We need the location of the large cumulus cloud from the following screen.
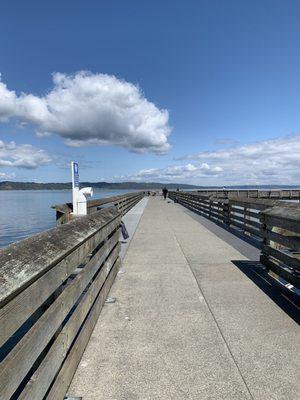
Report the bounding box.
[0,72,171,153]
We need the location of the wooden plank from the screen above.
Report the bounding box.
[260,254,300,288]
[230,219,263,237]
[87,192,144,209]
[122,197,142,215]
[51,203,73,214]
[0,235,120,400]
[120,194,142,211]
[191,202,210,211]
[0,206,120,308]
[264,230,300,250]
[0,218,120,348]
[52,192,144,222]
[262,245,300,271]
[170,190,300,200]
[179,199,225,221]
[180,199,207,212]
[261,205,300,234]
[195,204,223,218]
[263,216,300,235]
[186,198,210,207]
[230,206,260,219]
[207,209,221,220]
[177,200,201,215]
[229,198,284,210]
[117,195,142,214]
[120,195,141,213]
[179,197,217,213]
[229,213,262,229]
[45,257,121,400]
[210,202,227,209]
[88,193,133,209]
[18,247,120,400]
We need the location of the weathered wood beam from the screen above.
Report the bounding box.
[0,206,120,308]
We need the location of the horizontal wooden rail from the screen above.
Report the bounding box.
[169,191,300,288]
[0,206,123,399]
[53,191,145,224]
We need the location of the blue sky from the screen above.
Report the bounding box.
[1,0,300,185]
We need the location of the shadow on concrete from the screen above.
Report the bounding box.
[183,203,261,245]
[232,260,300,325]
[177,203,261,260]
[175,201,300,323]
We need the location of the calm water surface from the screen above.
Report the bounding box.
[0,189,138,247]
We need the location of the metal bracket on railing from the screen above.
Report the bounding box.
[120,221,129,239]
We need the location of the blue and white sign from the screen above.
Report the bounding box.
[72,161,79,188]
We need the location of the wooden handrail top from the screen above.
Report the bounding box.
[262,203,300,218]
[168,191,211,198]
[0,206,120,307]
[169,189,300,200]
[87,191,144,209]
[170,191,299,208]
[228,197,293,207]
[52,191,144,213]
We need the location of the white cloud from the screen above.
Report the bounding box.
[115,162,223,183]
[180,134,300,184]
[0,171,16,180]
[0,72,171,154]
[0,140,52,169]
[115,134,300,185]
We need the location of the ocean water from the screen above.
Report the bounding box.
[0,189,138,248]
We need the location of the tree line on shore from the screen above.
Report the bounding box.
[0,181,299,191]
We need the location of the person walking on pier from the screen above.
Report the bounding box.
[162,186,168,200]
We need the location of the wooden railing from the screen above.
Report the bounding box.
[194,189,300,199]
[53,191,145,225]
[228,198,279,239]
[0,206,123,399]
[169,191,300,287]
[260,204,300,288]
[168,192,267,238]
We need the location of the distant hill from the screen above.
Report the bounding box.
[0,181,299,191]
[0,181,200,190]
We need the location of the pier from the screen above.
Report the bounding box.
[0,191,299,399]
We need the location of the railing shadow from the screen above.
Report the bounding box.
[232,260,300,324]
[175,201,262,249]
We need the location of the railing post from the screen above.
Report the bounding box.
[259,212,269,269]
[223,201,230,227]
[244,206,249,235]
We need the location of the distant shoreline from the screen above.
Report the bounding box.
[0,181,299,191]
[0,181,199,191]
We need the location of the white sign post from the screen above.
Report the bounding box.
[71,161,80,214]
[71,161,93,216]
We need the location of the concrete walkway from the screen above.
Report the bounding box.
[69,197,299,400]
[119,196,148,260]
